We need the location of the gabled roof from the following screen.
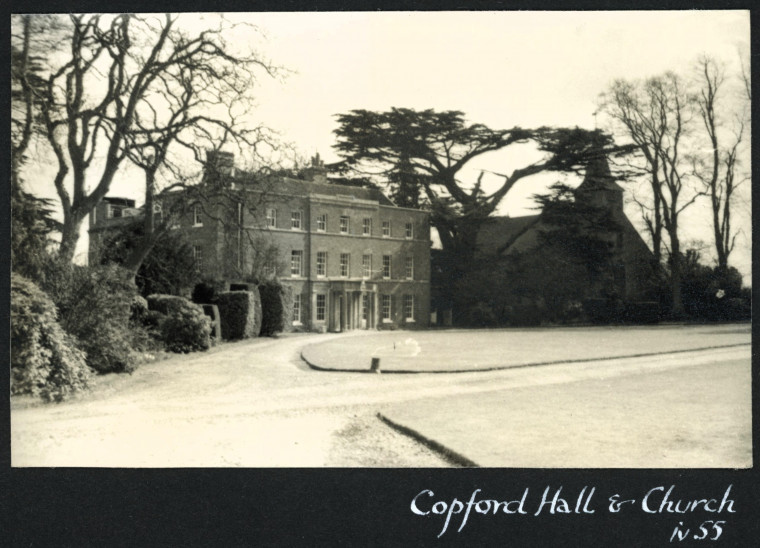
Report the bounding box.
[476,214,542,256]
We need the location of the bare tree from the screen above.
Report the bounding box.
[601,73,701,315]
[24,13,277,264]
[692,56,749,277]
[116,14,280,277]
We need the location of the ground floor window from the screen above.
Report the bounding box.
[292,294,301,324]
[382,294,392,321]
[404,294,415,321]
[193,245,203,272]
[316,294,326,321]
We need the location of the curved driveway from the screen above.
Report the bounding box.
[11,325,751,467]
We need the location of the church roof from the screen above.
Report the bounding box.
[476,214,542,256]
[577,156,624,193]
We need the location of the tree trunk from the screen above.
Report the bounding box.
[668,228,684,317]
[58,211,86,264]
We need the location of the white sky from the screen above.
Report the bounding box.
[22,10,751,281]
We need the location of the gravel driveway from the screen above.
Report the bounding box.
[11,326,751,468]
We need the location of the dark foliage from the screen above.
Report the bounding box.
[160,301,212,353]
[216,290,262,340]
[40,263,139,374]
[11,274,91,401]
[99,220,199,297]
[11,182,60,281]
[259,281,293,336]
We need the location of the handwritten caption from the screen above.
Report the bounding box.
[410,485,735,540]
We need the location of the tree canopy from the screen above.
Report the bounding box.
[332,108,627,261]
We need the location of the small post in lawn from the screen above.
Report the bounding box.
[370,357,381,374]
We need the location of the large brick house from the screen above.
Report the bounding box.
[89,154,431,332]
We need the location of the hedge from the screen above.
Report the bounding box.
[160,299,212,353]
[11,275,91,402]
[216,289,262,340]
[259,282,293,336]
[147,294,189,316]
[44,264,138,374]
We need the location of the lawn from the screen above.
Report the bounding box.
[301,324,750,372]
[378,353,752,468]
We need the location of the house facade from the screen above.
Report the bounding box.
[89,155,431,332]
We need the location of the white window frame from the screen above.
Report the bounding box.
[404,294,415,321]
[340,253,350,277]
[266,208,277,228]
[382,220,391,237]
[362,254,372,279]
[317,213,327,232]
[292,294,302,325]
[340,216,350,234]
[405,222,413,239]
[316,251,327,277]
[362,218,372,236]
[381,294,392,322]
[382,255,391,279]
[316,294,326,321]
[405,256,414,280]
[193,245,203,272]
[290,250,303,277]
[193,204,203,227]
[291,210,302,230]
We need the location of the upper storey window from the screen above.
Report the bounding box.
[291,210,302,230]
[382,221,391,237]
[193,205,203,227]
[405,222,413,239]
[340,216,350,234]
[362,218,372,236]
[266,208,277,228]
[317,214,327,231]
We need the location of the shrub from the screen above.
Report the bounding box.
[160,299,212,353]
[191,279,227,305]
[42,263,139,374]
[11,275,91,402]
[147,294,189,316]
[623,301,660,324]
[216,290,262,340]
[259,282,293,336]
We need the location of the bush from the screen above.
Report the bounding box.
[191,279,227,305]
[160,299,212,353]
[216,290,262,340]
[11,275,91,402]
[259,282,293,336]
[623,301,660,324]
[147,294,190,315]
[42,263,139,374]
[507,305,543,327]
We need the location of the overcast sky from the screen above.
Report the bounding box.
[24,10,751,280]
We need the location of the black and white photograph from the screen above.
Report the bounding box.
[8,7,754,544]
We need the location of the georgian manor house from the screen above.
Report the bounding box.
[89,153,431,332]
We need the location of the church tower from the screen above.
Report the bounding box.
[575,156,624,219]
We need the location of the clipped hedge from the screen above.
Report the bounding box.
[160,299,212,353]
[259,282,294,336]
[147,294,189,316]
[11,275,91,402]
[216,289,262,340]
